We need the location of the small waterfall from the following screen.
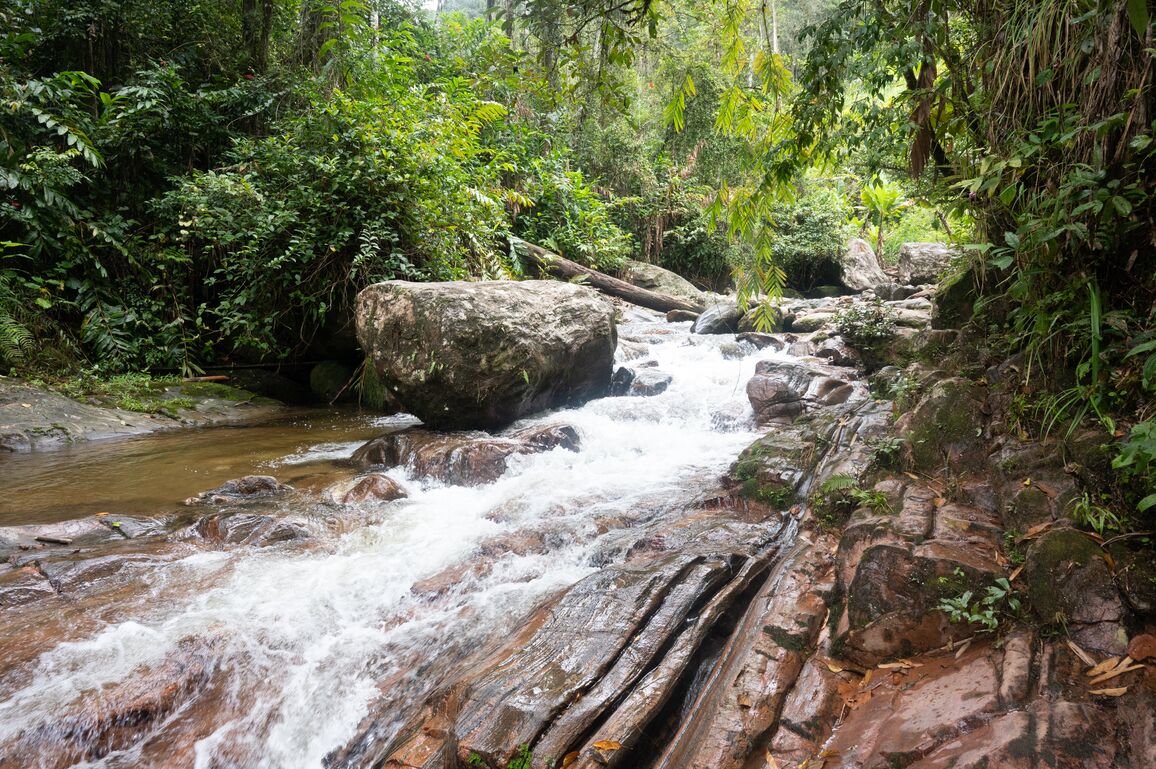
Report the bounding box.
[0,313,798,769]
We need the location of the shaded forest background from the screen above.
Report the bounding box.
[1,1,1153,512]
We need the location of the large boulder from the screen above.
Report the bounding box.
[619,260,705,304]
[840,239,892,292]
[691,300,743,334]
[355,280,617,429]
[897,242,958,284]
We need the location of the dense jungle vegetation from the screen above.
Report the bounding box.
[1,0,1153,517]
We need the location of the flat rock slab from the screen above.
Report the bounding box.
[0,379,280,452]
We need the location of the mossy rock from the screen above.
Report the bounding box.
[897,377,985,472]
[1021,527,1120,627]
[931,267,977,330]
[1004,486,1054,531]
[310,360,354,403]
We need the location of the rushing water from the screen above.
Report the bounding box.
[0,315,782,769]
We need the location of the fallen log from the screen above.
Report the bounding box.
[511,237,705,314]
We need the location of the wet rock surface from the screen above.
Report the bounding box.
[356,280,617,430]
[0,378,280,452]
[351,423,581,486]
[184,474,294,505]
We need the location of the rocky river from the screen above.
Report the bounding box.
[2,287,1154,769]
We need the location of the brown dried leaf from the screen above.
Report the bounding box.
[1089,686,1128,697]
[1009,564,1025,582]
[737,692,753,708]
[1018,521,1053,542]
[592,740,622,752]
[1088,662,1144,686]
[1086,656,1123,677]
[764,750,780,769]
[860,669,874,688]
[562,751,580,767]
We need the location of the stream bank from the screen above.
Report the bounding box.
[0,377,282,453]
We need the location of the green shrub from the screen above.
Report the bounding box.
[762,183,852,290]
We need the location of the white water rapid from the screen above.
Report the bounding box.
[0,313,786,769]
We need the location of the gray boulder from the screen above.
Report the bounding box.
[620,260,705,304]
[897,242,958,284]
[841,238,891,292]
[691,300,743,334]
[356,280,616,430]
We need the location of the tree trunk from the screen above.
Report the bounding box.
[511,238,705,314]
[241,0,275,74]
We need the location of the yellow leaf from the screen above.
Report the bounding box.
[1086,661,1142,684]
[1089,686,1128,697]
[1023,478,1032,486]
[826,662,844,673]
[860,669,874,688]
[592,740,622,752]
[765,750,780,769]
[562,751,580,767]
[1085,656,1122,677]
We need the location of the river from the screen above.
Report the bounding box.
[0,312,781,769]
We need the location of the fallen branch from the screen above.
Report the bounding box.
[511,237,705,314]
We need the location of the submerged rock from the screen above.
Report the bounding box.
[351,424,580,486]
[356,280,617,430]
[184,475,293,506]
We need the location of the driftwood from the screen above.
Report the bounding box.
[511,237,705,314]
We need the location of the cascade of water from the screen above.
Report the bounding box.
[0,316,792,769]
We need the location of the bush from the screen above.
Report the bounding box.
[834,301,897,344]
[763,183,852,290]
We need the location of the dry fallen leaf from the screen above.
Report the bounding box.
[764,750,780,769]
[1089,686,1128,697]
[955,639,972,659]
[562,751,580,767]
[860,669,874,688]
[826,662,845,674]
[1086,656,1122,678]
[1087,658,1144,686]
[592,740,622,752]
[1018,521,1054,542]
[737,692,753,708]
[1066,639,1097,667]
[1009,564,1025,582]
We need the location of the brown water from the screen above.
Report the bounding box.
[0,409,399,526]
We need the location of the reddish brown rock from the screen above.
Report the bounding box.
[1128,633,1156,662]
[327,473,409,505]
[352,424,579,486]
[183,474,293,506]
